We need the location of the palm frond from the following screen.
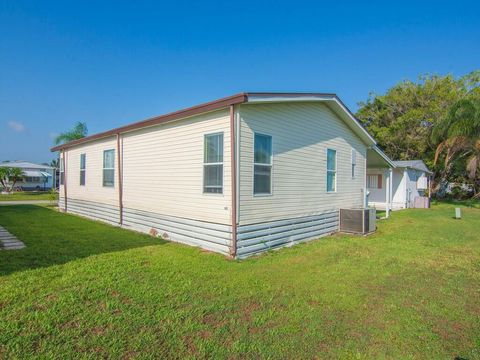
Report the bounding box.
[466,155,480,179]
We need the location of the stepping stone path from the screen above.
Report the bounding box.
[0,225,25,250]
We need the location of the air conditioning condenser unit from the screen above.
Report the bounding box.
[339,208,376,235]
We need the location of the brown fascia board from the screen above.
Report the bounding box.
[51,92,366,152]
[51,92,248,152]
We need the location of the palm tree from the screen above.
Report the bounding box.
[432,99,480,196]
[0,167,9,191]
[0,167,25,192]
[54,122,88,145]
[49,159,59,168]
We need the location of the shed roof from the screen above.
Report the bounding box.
[394,160,432,174]
[51,92,376,152]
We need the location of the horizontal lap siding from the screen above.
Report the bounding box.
[59,198,120,224]
[236,211,339,258]
[122,207,232,255]
[238,102,367,225]
[58,109,233,255]
[60,137,119,207]
[392,168,406,206]
[122,109,231,225]
[58,198,231,254]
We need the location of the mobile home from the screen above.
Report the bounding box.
[0,161,55,191]
[52,93,385,258]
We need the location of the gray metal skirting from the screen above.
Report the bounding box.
[59,198,120,225]
[236,211,339,258]
[122,207,232,255]
[59,198,339,258]
[59,198,232,255]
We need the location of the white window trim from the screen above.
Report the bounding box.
[59,157,64,186]
[103,149,115,188]
[253,132,273,197]
[202,132,224,195]
[326,148,337,193]
[351,148,356,179]
[80,153,86,186]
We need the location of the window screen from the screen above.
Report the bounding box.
[103,149,115,187]
[327,149,336,192]
[254,134,272,195]
[80,153,86,186]
[203,133,224,194]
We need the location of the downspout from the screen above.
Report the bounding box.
[389,167,393,213]
[117,133,123,225]
[385,169,390,218]
[63,149,67,212]
[229,105,237,258]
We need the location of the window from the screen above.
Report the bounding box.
[103,149,115,187]
[80,154,86,186]
[367,174,382,189]
[25,177,41,182]
[203,133,223,194]
[327,149,337,192]
[60,158,64,185]
[351,149,356,178]
[254,134,272,195]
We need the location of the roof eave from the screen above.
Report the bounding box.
[370,146,396,168]
[51,92,377,152]
[51,93,248,152]
[245,93,376,146]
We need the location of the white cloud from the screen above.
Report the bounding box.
[7,121,25,132]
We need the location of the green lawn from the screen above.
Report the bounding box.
[0,204,479,359]
[0,191,58,201]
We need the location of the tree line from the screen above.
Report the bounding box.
[52,74,480,199]
[356,71,480,198]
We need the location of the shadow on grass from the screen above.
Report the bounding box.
[0,205,165,276]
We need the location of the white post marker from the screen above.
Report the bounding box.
[455,208,461,219]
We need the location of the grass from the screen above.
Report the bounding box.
[0,203,479,359]
[431,198,480,209]
[0,191,58,201]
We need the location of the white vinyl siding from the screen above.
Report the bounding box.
[238,102,367,225]
[351,148,356,178]
[60,137,118,206]
[59,110,232,225]
[80,153,86,186]
[103,149,115,187]
[203,133,224,194]
[60,157,64,185]
[253,133,272,195]
[121,109,232,224]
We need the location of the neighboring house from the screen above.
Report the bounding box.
[0,161,56,191]
[367,155,432,212]
[51,92,388,258]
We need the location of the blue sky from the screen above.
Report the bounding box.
[1,0,479,163]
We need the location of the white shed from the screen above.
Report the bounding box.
[52,92,380,258]
[367,154,432,212]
